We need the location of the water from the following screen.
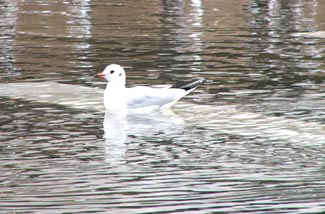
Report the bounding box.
[0,0,325,213]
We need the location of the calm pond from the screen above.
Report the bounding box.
[0,0,325,213]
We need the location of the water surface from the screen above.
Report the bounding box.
[0,0,325,213]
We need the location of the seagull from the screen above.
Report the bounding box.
[96,64,204,112]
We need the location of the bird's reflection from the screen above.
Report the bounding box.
[103,110,184,166]
[103,112,128,166]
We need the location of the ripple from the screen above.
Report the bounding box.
[1,0,325,212]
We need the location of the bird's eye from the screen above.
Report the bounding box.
[110,70,115,74]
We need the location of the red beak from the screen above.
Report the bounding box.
[95,73,105,78]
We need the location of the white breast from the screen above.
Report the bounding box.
[104,85,127,111]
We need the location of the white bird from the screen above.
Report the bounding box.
[96,64,204,112]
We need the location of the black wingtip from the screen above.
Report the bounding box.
[179,78,205,91]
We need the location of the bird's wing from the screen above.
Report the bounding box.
[126,86,186,109]
[150,84,173,89]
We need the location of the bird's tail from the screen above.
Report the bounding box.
[179,78,205,91]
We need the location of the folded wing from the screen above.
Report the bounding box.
[126,86,186,109]
[126,79,204,110]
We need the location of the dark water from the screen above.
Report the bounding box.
[1,0,325,213]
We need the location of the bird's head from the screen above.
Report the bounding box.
[96,64,126,85]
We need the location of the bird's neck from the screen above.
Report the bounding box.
[105,81,125,89]
[104,81,127,111]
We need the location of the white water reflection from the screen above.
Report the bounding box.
[160,0,203,72]
[103,110,184,165]
[1,81,325,213]
[174,103,324,145]
[66,0,92,39]
[292,31,325,38]
[0,0,18,74]
[1,81,323,145]
[103,112,128,166]
[189,0,203,65]
[247,0,325,79]
[267,0,319,31]
[0,82,103,111]
[66,0,93,70]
